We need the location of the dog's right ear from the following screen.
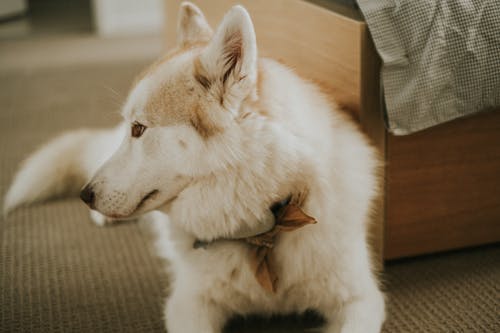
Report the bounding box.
[177,2,213,47]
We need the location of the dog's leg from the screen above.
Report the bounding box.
[89,210,117,226]
[89,210,144,227]
[165,288,228,333]
[320,287,384,333]
[342,291,385,333]
[325,290,385,333]
[321,245,385,333]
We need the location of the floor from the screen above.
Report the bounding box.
[1,4,499,333]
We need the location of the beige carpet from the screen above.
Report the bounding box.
[1,36,499,333]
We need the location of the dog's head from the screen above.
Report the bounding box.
[81,3,260,218]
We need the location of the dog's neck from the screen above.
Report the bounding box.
[192,194,294,248]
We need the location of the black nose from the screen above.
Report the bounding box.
[80,185,95,208]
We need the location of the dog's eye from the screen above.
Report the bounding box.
[131,122,147,138]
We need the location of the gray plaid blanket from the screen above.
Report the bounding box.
[357,0,500,135]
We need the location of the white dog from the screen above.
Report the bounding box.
[5,3,385,332]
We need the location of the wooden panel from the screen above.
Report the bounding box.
[385,110,500,259]
[358,25,385,264]
[166,0,364,113]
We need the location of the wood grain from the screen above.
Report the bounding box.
[385,110,500,259]
[359,24,385,265]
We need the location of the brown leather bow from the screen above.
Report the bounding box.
[245,203,317,293]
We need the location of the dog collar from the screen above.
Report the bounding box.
[192,196,292,249]
[193,195,317,293]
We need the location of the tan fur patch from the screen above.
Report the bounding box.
[143,83,186,126]
[133,43,208,89]
[255,66,271,118]
[242,100,270,120]
[190,105,221,139]
[136,45,213,130]
[193,57,212,90]
[230,268,240,280]
[178,5,212,48]
[128,43,241,140]
[256,64,265,95]
[239,64,270,120]
[180,5,197,33]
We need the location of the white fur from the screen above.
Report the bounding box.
[177,2,213,46]
[4,125,124,215]
[4,3,385,332]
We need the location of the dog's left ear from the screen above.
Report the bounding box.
[177,2,213,47]
[199,5,257,109]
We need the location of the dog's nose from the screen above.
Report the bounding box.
[80,185,95,208]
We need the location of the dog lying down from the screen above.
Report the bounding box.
[4,2,385,332]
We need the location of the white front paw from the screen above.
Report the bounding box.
[89,210,118,227]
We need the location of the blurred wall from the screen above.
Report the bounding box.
[92,0,164,37]
[0,0,27,18]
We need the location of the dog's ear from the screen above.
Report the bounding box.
[198,5,257,110]
[177,2,212,47]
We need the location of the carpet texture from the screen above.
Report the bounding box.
[1,37,499,333]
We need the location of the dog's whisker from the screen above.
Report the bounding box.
[103,85,123,98]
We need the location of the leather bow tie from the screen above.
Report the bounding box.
[245,200,317,293]
[193,196,317,293]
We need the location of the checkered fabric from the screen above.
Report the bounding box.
[357,0,500,135]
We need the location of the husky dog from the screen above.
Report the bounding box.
[5,2,385,332]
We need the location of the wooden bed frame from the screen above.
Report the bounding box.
[165,0,500,260]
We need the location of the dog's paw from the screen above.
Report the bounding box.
[89,210,120,227]
[89,210,141,227]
